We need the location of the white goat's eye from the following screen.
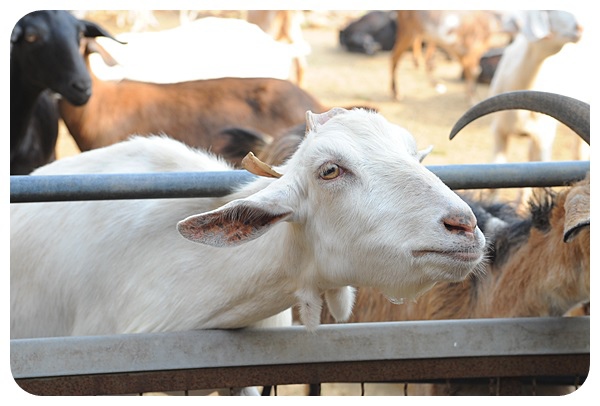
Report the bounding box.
[319,163,341,180]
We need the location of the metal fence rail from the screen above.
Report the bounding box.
[11,317,590,395]
[10,161,590,203]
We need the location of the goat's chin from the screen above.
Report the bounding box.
[411,247,484,280]
[373,250,484,303]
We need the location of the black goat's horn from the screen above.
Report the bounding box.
[449,91,590,145]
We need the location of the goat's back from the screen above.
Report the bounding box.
[10,136,235,338]
[33,135,231,175]
[59,75,325,160]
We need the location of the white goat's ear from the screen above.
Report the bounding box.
[417,145,433,162]
[522,10,551,41]
[306,107,348,133]
[177,200,292,247]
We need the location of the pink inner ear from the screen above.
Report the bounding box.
[318,107,348,124]
[178,206,292,247]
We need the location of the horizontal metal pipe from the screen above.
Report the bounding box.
[10,170,257,203]
[431,160,589,190]
[10,161,590,203]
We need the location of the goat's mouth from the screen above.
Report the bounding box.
[412,249,481,263]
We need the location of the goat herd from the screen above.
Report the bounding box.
[10,10,590,396]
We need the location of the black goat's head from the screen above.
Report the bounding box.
[11,10,120,105]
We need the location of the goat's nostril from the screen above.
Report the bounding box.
[443,215,476,235]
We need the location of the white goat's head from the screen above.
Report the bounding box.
[178,108,486,302]
[519,10,582,49]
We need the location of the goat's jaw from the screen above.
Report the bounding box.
[411,249,482,263]
[412,248,484,284]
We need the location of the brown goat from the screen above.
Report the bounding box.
[59,39,326,166]
[390,11,507,104]
[257,122,305,165]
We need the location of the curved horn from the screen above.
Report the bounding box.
[449,91,590,145]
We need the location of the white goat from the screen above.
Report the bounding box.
[246,10,310,87]
[488,10,583,163]
[532,12,591,161]
[90,16,307,84]
[11,107,485,336]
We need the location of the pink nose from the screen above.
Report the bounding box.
[442,213,476,235]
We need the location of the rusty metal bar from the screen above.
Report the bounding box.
[14,354,589,396]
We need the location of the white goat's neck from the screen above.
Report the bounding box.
[491,34,562,95]
[178,201,329,331]
[509,38,550,90]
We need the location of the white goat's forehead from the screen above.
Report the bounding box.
[548,10,577,27]
[306,111,419,157]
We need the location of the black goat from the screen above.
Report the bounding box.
[10,10,117,174]
[339,11,397,55]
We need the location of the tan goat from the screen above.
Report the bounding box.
[390,10,508,104]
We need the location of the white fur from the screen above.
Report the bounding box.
[488,10,583,163]
[91,17,307,84]
[11,109,485,338]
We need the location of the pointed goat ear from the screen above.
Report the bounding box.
[178,199,292,247]
[417,145,433,162]
[563,179,590,243]
[306,107,349,133]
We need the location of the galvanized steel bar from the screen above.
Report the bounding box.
[11,317,589,379]
[10,170,257,203]
[9,161,590,203]
[431,160,589,190]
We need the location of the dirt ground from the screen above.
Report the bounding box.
[52,11,584,397]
